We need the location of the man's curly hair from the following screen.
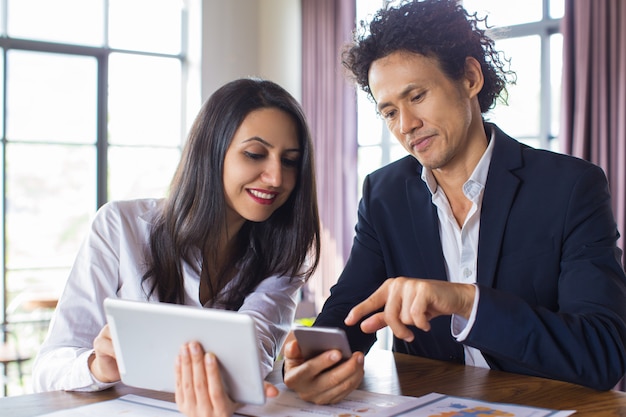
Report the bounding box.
[343,0,515,113]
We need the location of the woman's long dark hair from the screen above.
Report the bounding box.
[142,78,321,309]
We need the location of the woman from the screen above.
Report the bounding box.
[32,78,321,416]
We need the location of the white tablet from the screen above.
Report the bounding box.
[103,297,266,405]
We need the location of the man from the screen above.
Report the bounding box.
[283,0,626,405]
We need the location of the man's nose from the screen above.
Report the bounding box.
[399,109,421,135]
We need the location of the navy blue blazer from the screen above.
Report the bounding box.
[315,123,626,390]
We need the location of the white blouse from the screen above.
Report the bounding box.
[32,198,305,392]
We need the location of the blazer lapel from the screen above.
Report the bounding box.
[477,124,523,288]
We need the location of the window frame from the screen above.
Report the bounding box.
[486,6,562,149]
[0,2,192,391]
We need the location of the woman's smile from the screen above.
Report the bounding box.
[247,188,278,205]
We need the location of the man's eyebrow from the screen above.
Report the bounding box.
[376,84,418,113]
[242,137,301,152]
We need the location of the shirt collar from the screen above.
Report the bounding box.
[420,125,496,199]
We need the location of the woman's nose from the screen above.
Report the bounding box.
[262,159,282,187]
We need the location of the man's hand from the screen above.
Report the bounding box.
[89,324,121,383]
[282,337,364,405]
[344,278,476,341]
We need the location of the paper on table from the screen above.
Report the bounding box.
[35,388,422,417]
[392,393,576,417]
[35,394,182,416]
[236,383,428,417]
[34,391,576,417]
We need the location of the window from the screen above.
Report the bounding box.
[355,0,564,194]
[0,0,197,395]
[463,0,564,151]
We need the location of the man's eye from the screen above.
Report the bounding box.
[382,110,396,119]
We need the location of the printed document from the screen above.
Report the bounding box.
[236,383,423,416]
[34,389,576,417]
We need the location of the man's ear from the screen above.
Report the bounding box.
[464,56,484,98]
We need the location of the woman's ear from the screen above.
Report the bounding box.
[464,56,484,98]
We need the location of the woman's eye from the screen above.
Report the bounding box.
[282,158,299,168]
[244,151,264,160]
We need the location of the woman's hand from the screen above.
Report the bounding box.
[283,337,364,405]
[175,341,279,417]
[88,324,121,383]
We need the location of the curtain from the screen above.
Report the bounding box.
[300,0,357,316]
[561,0,626,391]
[561,0,626,267]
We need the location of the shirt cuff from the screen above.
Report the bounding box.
[70,349,119,392]
[451,284,479,341]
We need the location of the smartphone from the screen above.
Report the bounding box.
[293,326,352,360]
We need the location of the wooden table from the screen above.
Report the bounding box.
[2,349,625,416]
[360,350,626,416]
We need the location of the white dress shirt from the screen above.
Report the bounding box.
[420,129,495,368]
[32,198,304,392]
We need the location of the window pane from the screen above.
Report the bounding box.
[108,146,180,200]
[108,53,182,146]
[484,36,541,139]
[550,0,565,19]
[390,144,408,162]
[6,269,69,313]
[7,0,104,46]
[5,143,96,270]
[462,0,543,27]
[357,91,383,146]
[550,34,563,139]
[357,146,382,197]
[356,0,384,25]
[6,51,97,143]
[0,51,3,135]
[108,0,182,54]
